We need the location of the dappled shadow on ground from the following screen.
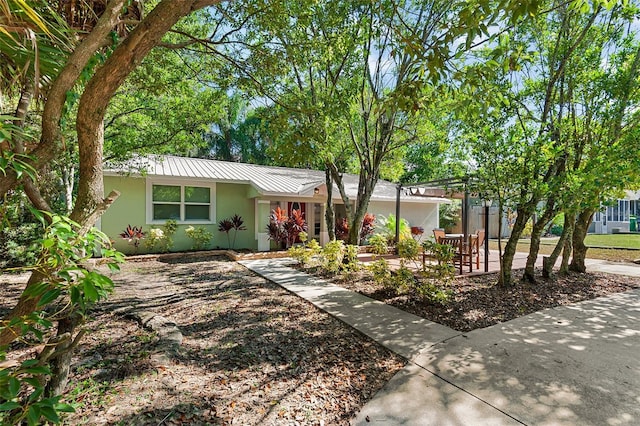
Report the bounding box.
[355,288,640,425]
[416,289,640,425]
[61,258,404,425]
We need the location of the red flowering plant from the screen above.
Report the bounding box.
[120,225,144,252]
[267,207,307,248]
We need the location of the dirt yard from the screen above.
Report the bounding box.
[0,256,404,425]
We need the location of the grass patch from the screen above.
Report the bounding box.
[490,239,639,262]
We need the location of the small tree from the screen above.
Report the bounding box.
[218,214,247,249]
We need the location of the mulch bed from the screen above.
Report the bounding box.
[325,267,640,332]
[0,257,404,425]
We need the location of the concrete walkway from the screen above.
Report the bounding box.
[239,258,640,425]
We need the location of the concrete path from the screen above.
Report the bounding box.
[240,258,640,425]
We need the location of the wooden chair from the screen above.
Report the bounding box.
[433,228,445,243]
[439,236,466,274]
[473,229,485,269]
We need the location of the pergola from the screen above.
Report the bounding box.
[394,176,492,272]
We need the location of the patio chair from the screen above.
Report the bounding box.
[473,229,485,269]
[433,228,445,243]
[438,235,468,274]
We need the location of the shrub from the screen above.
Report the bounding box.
[120,225,144,253]
[360,213,376,242]
[369,258,391,287]
[185,226,213,251]
[342,244,360,273]
[368,234,389,256]
[218,214,247,249]
[393,266,415,293]
[321,239,345,273]
[419,240,456,303]
[335,217,349,241]
[375,214,410,243]
[287,234,322,267]
[267,207,307,248]
[144,220,176,253]
[439,202,459,232]
[0,223,40,268]
[397,238,420,261]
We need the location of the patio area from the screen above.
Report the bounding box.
[358,246,543,277]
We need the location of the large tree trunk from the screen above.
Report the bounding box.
[523,204,557,283]
[1,0,222,355]
[569,208,594,273]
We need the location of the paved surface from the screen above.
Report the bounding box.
[240,258,640,426]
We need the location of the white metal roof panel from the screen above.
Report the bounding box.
[105,155,443,203]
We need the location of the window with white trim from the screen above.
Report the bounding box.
[148,181,215,223]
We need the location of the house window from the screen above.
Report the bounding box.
[149,181,215,223]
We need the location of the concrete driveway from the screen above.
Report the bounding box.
[353,287,640,425]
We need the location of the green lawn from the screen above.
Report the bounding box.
[491,233,640,263]
[538,233,640,249]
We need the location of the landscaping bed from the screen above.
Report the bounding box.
[0,257,404,425]
[323,266,640,332]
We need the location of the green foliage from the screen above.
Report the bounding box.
[184,226,212,251]
[144,220,176,253]
[321,239,345,273]
[341,244,360,273]
[0,223,40,268]
[0,212,123,425]
[287,236,322,267]
[397,238,420,261]
[392,266,416,293]
[375,214,410,243]
[419,240,456,303]
[439,202,459,232]
[368,259,391,287]
[368,234,389,256]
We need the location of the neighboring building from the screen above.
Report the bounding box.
[101,155,444,253]
[590,190,640,234]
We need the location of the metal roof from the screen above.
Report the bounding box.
[105,155,445,203]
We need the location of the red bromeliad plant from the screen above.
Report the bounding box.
[267,207,307,248]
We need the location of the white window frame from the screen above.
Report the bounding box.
[146,178,216,225]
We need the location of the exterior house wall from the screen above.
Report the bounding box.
[215,183,256,250]
[103,176,258,254]
[367,200,439,236]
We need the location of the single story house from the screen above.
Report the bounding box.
[100,155,445,253]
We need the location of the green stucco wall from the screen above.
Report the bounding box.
[102,176,257,254]
[215,183,256,250]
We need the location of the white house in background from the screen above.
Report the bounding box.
[590,190,640,234]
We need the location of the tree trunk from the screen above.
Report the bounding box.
[324,168,335,240]
[523,205,557,283]
[45,313,82,397]
[559,220,573,275]
[542,213,571,278]
[569,209,594,273]
[499,210,531,286]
